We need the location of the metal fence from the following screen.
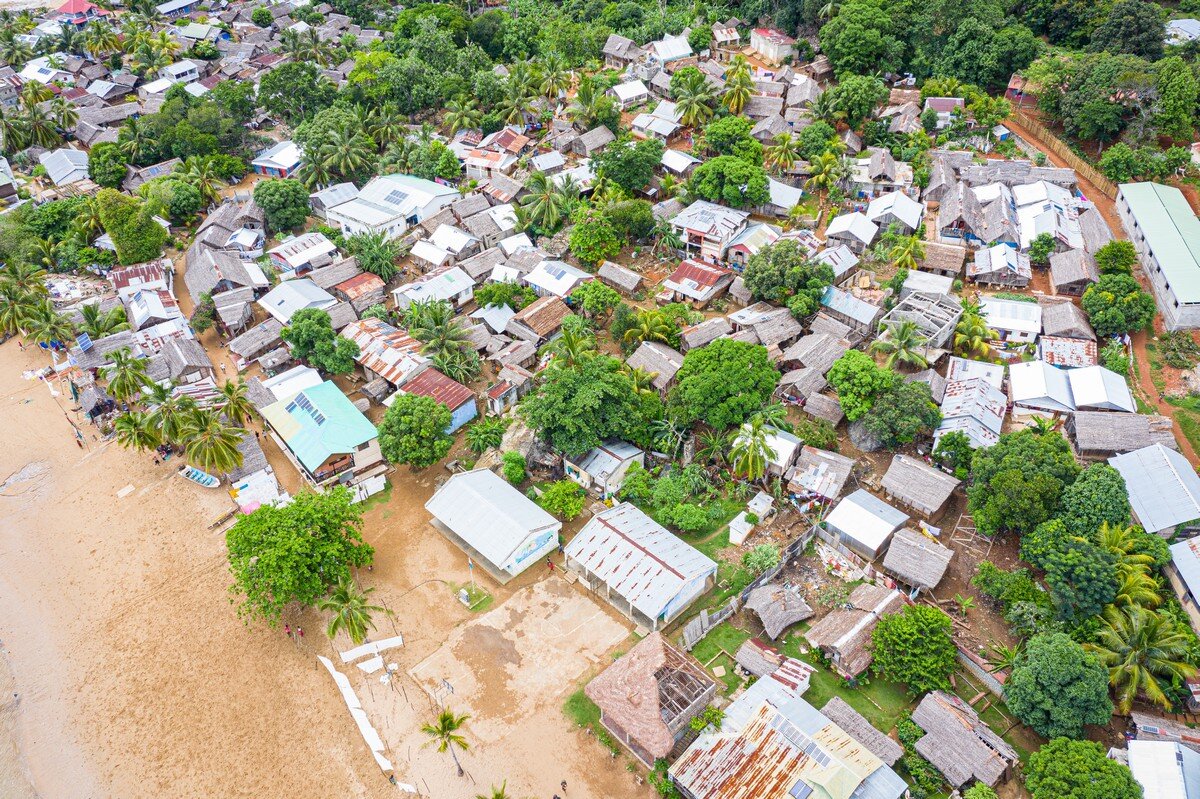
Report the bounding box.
[680,528,816,651]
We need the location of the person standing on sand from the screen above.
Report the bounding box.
[561,780,567,792]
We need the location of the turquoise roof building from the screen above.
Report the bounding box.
[260,381,380,485]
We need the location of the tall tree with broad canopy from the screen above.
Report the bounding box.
[1081,274,1156,337]
[688,156,770,208]
[377,393,453,468]
[591,137,664,195]
[967,430,1081,536]
[225,487,374,623]
[668,339,779,430]
[1026,738,1142,799]
[861,380,941,448]
[521,354,648,456]
[870,605,958,694]
[742,239,835,320]
[827,350,897,421]
[253,178,311,233]
[1056,462,1131,537]
[1005,632,1113,739]
[280,308,360,375]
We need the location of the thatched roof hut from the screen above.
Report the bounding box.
[911,691,1018,788]
[879,454,959,519]
[744,583,814,639]
[881,528,954,591]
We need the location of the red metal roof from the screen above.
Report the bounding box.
[402,367,475,411]
[109,262,168,292]
[56,0,108,14]
[667,259,729,289]
[334,272,385,301]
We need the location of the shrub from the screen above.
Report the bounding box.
[502,451,527,484]
[537,479,586,520]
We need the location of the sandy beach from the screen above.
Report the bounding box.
[0,337,653,799]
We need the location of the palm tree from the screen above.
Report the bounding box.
[652,219,684,258]
[320,127,375,182]
[130,41,169,75]
[623,310,674,347]
[888,235,925,272]
[497,81,535,127]
[27,237,59,273]
[1113,569,1161,609]
[765,132,800,173]
[114,411,162,452]
[217,379,256,427]
[22,105,61,148]
[567,78,601,127]
[0,104,25,154]
[728,416,771,482]
[539,55,570,99]
[421,709,470,777]
[149,30,180,58]
[73,196,105,242]
[432,348,481,384]
[520,172,574,231]
[805,152,845,214]
[476,783,510,799]
[625,366,658,399]
[178,157,226,206]
[1085,604,1198,713]
[83,22,120,58]
[148,389,196,446]
[1097,522,1157,576]
[296,156,333,190]
[79,303,129,339]
[953,313,997,358]
[180,408,245,474]
[694,428,728,466]
[444,96,482,135]
[0,282,36,335]
[673,70,715,128]
[986,642,1021,674]
[0,35,34,70]
[363,105,402,151]
[318,576,386,646]
[19,80,51,110]
[4,262,48,296]
[722,71,753,115]
[103,347,150,403]
[868,321,929,370]
[547,325,597,370]
[119,117,151,162]
[409,304,471,362]
[22,298,73,346]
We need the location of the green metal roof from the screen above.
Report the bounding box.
[1120,182,1200,303]
[260,381,376,473]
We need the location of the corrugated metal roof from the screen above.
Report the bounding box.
[400,367,474,411]
[1119,182,1200,303]
[564,503,717,620]
[1113,444,1200,534]
[425,469,561,572]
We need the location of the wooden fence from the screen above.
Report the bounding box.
[1010,110,1120,200]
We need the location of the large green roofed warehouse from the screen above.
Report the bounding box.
[1116,182,1200,330]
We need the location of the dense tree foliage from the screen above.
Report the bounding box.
[871,605,958,693]
[226,488,374,623]
[827,350,897,421]
[377,393,453,468]
[522,354,650,456]
[1026,738,1143,799]
[1005,632,1113,738]
[742,240,834,320]
[669,339,779,430]
[253,179,311,233]
[689,156,770,208]
[861,381,941,448]
[95,189,168,265]
[968,430,1081,536]
[280,308,361,375]
[1081,274,1157,337]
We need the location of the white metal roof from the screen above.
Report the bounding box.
[267,232,337,268]
[394,266,472,304]
[867,192,923,229]
[946,357,1004,388]
[425,469,561,572]
[499,233,534,256]
[261,365,324,402]
[252,140,301,171]
[661,149,701,174]
[1067,365,1135,412]
[524,260,590,298]
[612,80,649,102]
[256,278,336,323]
[564,502,717,620]
[824,489,909,556]
[410,239,451,267]
[1110,444,1200,534]
[981,297,1042,335]
[429,223,478,255]
[826,212,878,245]
[1128,739,1200,799]
[1008,360,1075,412]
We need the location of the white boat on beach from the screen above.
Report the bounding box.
[177,465,220,488]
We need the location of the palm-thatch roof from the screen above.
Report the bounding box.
[881,528,954,590]
[743,583,814,639]
[879,454,959,517]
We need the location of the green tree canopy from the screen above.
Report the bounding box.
[827,350,897,421]
[1093,240,1137,275]
[253,178,311,233]
[1005,632,1113,739]
[967,430,1080,536]
[96,188,168,265]
[861,380,941,448]
[742,240,835,320]
[689,156,770,208]
[1090,0,1164,60]
[225,487,374,622]
[870,605,958,694]
[88,142,129,189]
[591,137,664,194]
[1026,738,1142,799]
[521,354,648,456]
[377,393,453,468]
[669,339,779,430]
[280,308,361,375]
[1081,273,1156,337]
[1056,462,1131,538]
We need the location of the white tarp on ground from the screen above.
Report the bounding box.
[357,654,385,674]
[339,634,405,664]
[317,655,392,773]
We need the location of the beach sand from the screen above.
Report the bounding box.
[0,338,654,799]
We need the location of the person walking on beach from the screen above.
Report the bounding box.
[561,780,568,793]
[546,557,554,572]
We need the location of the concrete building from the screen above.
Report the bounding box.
[1116,182,1200,330]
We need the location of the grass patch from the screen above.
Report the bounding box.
[780,634,915,735]
[708,653,743,694]
[690,621,754,665]
[450,582,494,613]
[564,688,601,727]
[357,480,394,513]
[691,527,732,561]
[1173,410,1200,456]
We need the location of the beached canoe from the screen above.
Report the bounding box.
[178,465,220,488]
